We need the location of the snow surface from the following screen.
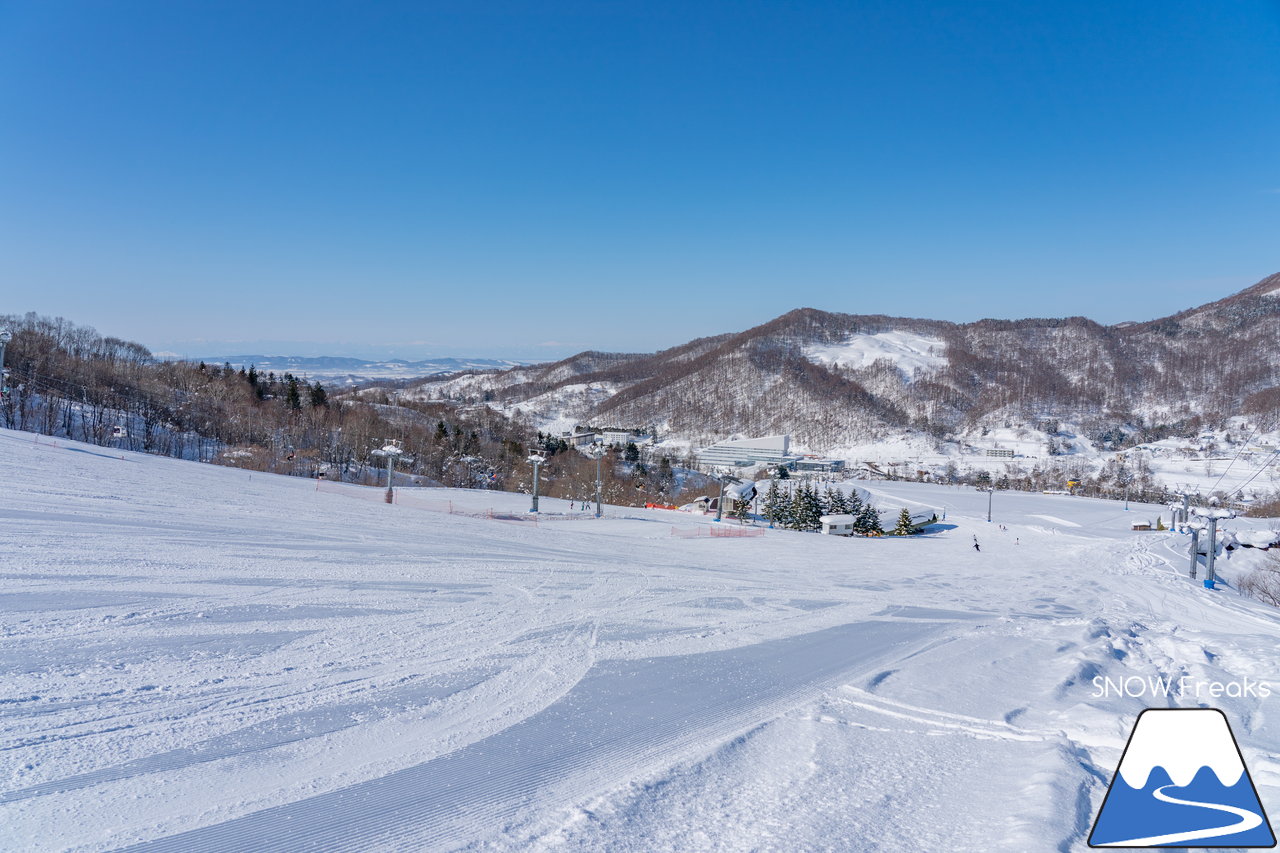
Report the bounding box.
[3,429,1280,851]
[818,417,1280,500]
[803,331,947,378]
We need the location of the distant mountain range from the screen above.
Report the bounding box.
[193,355,523,384]
[401,272,1280,452]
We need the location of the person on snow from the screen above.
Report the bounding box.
[973,535,981,552]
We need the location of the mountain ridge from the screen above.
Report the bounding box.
[403,273,1280,452]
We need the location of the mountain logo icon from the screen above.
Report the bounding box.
[1089,708,1276,847]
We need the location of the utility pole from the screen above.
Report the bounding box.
[583,441,606,518]
[986,486,993,523]
[527,451,546,513]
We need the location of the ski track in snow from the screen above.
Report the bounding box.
[2,429,1279,851]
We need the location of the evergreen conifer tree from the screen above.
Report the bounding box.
[763,479,782,526]
[285,378,302,411]
[774,484,795,528]
[792,484,823,531]
[892,507,915,536]
[826,487,849,515]
[854,500,882,536]
[788,486,803,530]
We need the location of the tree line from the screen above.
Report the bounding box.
[758,481,922,535]
[0,312,708,504]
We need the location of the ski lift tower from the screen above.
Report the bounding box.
[1184,516,1206,579]
[0,327,10,400]
[1190,505,1234,589]
[706,467,741,523]
[582,441,607,518]
[371,439,409,504]
[1171,490,1192,527]
[527,451,546,513]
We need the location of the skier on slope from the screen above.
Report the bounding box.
[973,535,981,552]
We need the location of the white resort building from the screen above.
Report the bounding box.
[696,435,796,470]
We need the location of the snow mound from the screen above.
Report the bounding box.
[1240,530,1279,548]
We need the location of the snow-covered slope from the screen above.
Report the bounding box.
[804,330,947,379]
[3,428,1279,851]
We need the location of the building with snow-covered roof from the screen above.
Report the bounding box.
[566,430,600,448]
[792,457,846,473]
[819,514,856,536]
[601,428,651,446]
[697,435,795,470]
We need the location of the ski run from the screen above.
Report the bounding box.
[2,427,1279,851]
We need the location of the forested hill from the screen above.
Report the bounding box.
[0,312,707,504]
[407,272,1280,451]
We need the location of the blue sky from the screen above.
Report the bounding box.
[1,1,1278,360]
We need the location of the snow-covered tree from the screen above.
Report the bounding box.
[892,507,916,536]
[763,479,783,526]
[845,487,864,518]
[824,486,849,515]
[791,485,824,532]
[854,500,882,536]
